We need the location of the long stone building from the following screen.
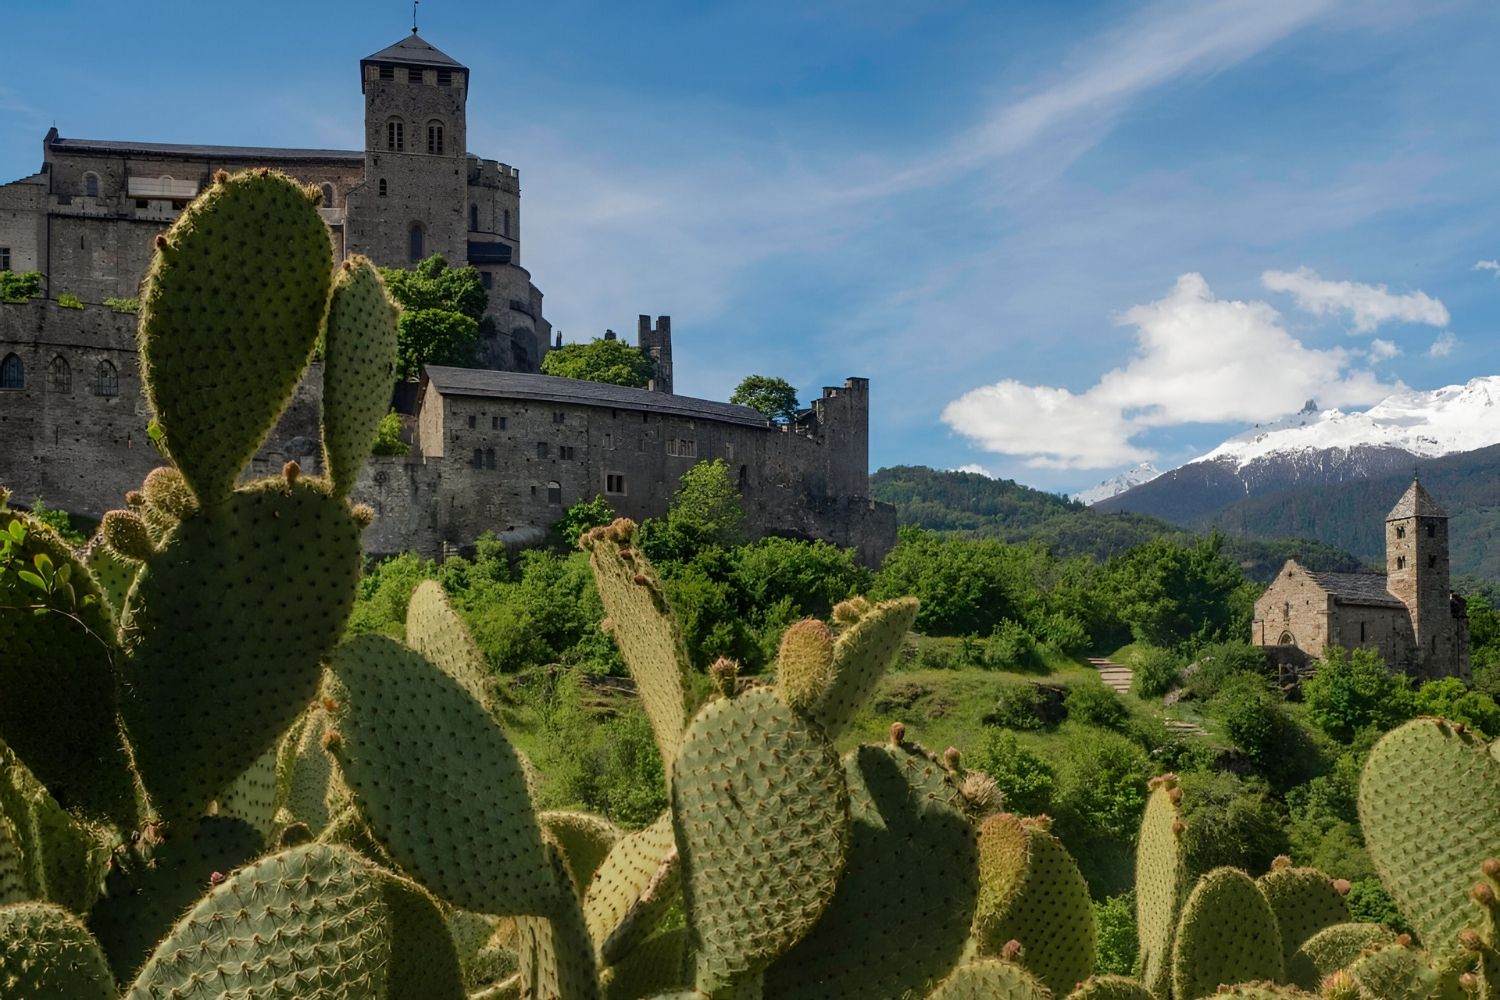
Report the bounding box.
[1251,479,1469,678]
[0,32,895,563]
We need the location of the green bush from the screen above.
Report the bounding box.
[1208,673,1289,769]
[104,296,139,314]
[1186,640,1269,701]
[1093,892,1138,976]
[984,619,1041,671]
[729,536,869,619]
[1412,677,1500,737]
[1346,879,1410,933]
[25,497,87,547]
[1175,769,1288,877]
[369,411,409,457]
[1064,679,1127,730]
[0,270,42,302]
[968,729,1055,815]
[1302,646,1415,742]
[1130,646,1183,699]
[1052,724,1152,842]
[346,552,435,639]
[1474,648,1500,700]
[1035,610,1091,655]
[990,680,1049,730]
[554,495,614,549]
[57,291,83,309]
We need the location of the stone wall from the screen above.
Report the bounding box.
[1386,514,1462,678]
[1252,562,1335,653]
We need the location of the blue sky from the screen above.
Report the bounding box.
[4,1,1498,494]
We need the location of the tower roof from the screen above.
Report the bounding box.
[362,33,466,70]
[1386,478,1447,520]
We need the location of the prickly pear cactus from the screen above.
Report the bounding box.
[406,578,494,705]
[1256,858,1350,973]
[585,812,680,963]
[1285,922,1395,991]
[927,959,1053,1000]
[0,901,115,1000]
[0,736,106,915]
[1170,867,1284,1000]
[1067,975,1156,1000]
[541,810,623,899]
[1137,775,1190,999]
[321,254,399,498]
[809,596,919,737]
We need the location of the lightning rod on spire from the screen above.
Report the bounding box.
[412,0,419,34]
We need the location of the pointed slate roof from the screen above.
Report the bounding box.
[363,33,466,70]
[1386,478,1447,521]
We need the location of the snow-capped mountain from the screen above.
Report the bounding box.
[1094,377,1500,523]
[1072,463,1162,506]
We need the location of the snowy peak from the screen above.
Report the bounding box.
[1197,376,1500,470]
[1073,463,1162,505]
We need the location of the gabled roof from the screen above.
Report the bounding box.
[363,33,466,70]
[1387,478,1448,520]
[1300,569,1405,609]
[48,135,361,163]
[423,367,772,428]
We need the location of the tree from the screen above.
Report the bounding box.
[730,375,799,424]
[670,458,745,546]
[1101,534,1255,652]
[541,338,655,388]
[379,255,487,379]
[1301,646,1415,742]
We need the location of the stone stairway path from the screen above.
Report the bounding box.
[1087,657,1207,737]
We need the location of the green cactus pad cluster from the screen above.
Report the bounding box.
[810,596,919,737]
[581,519,695,774]
[379,868,467,1000]
[1286,922,1395,991]
[1067,975,1157,1000]
[973,812,1096,995]
[125,843,391,999]
[1358,718,1500,960]
[327,634,556,916]
[541,810,623,898]
[0,901,114,1000]
[0,507,136,828]
[0,736,106,915]
[275,697,346,834]
[775,619,836,713]
[137,168,332,505]
[585,812,680,963]
[1137,777,1190,999]
[515,845,601,1000]
[1171,867,1285,1000]
[764,741,979,999]
[118,472,361,821]
[321,255,399,498]
[671,686,849,992]
[88,816,264,982]
[406,578,494,706]
[1257,860,1350,972]
[1344,942,1439,1000]
[927,959,1054,1000]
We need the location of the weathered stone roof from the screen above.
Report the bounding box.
[364,33,466,70]
[1386,478,1448,520]
[423,367,773,428]
[48,136,362,163]
[1301,569,1405,608]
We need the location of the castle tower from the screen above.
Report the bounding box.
[638,315,673,394]
[1385,478,1457,677]
[345,33,469,268]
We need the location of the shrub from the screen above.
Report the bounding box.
[104,296,139,314]
[0,270,42,302]
[346,551,435,639]
[57,291,83,309]
[1412,677,1500,737]
[968,729,1055,815]
[1302,646,1415,742]
[1208,673,1288,769]
[1186,640,1270,701]
[369,410,409,456]
[1052,724,1152,843]
[1093,892,1138,976]
[1035,610,1091,655]
[554,495,614,549]
[1130,646,1183,699]
[1064,679,1127,730]
[989,680,1049,730]
[984,619,1040,671]
[1346,879,1410,933]
[1176,769,1288,876]
[26,497,87,547]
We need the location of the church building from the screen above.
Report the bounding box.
[1251,479,1470,679]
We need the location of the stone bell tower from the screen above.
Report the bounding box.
[1385,478,1464,678]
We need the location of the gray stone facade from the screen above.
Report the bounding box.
[1251,480,1470,679]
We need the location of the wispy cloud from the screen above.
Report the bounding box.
[1368,338,1401,362]
[1261,267,1449,332]
[1429,331,1458,357]
[1476,259,1500,277]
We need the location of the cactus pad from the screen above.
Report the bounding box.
[0,901,114,1000]
[764,741,979,1000]
[540,810,622,898]
[775,619,835,713]
[406,578,493,706]
[0,736,106,915]
[1170,867,1284,1000]
[973,812,1096,995]
[215,741,280,842]
[585,812,681,962]
[326,634,556,915]
[602,927,690,1000]
[671,686,849,992]
[1137,779,1189,1000]
[379,868,467,1000]
[1286,922,1395,991]
[322,255,399,497]
[1344,943,1439,1000]
[118,474,361,820]
[1067,975,1156,1000]
[810,596,919,737]
[927,959,1054,1000]
[1256,864,1350,974]
[1358,717,1500,960]
[125,844,390,1000]
[275,698,347,834]
[137,168,332,504]
[515,844,601,1000]
[0,813,24,905]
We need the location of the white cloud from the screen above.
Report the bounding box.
[941,273,1396,469]
[1368,338,1401,362]
[1428,331,1458,358]
[1261,266,1449,333]
[1476,260,1500,277]
[952,464,995,478]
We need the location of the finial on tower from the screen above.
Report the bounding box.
[412,0,420,34]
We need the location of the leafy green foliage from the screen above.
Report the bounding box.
[1176,770,1289,876]
[1130,646,1184,698]
[990,682,1049,730]
[379,255,486,379]
[729,375,799,423]
[969,729,1056,815]
[1302,646,1415,742]
[57,292,83,309]
[1101,534,1257,651]
[104,296,138,314]
[1186,641,1271,701]
[1065,680,1128,731]
[24,498,86,547]
[555,496,615,549]
[370,411,409,457]
[1093,892,1139,976]
[540,337,655,388]
[0,270,42,302]
[639,459,746,561]
[1410,677,1500,737]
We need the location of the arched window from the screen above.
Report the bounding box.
[320,183,335,208]
[1397,555,1406,570]
[1278,631,1295,646]
[84,172,99,198]
[408,223,424,264]
[1396,525,1406,539]
[426,120,444,155]
[469,204,479,232]
[502,209,511,237]
[95,360,118,397]
[484,448,496,470]
[378,178,388,197]
[547,481,562,505]
[386,118,405,152]
[50,355,70,393]
[0,353,23,390]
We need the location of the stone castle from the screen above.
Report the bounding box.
[0,32,895,563]
[1251,479,1470,678]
